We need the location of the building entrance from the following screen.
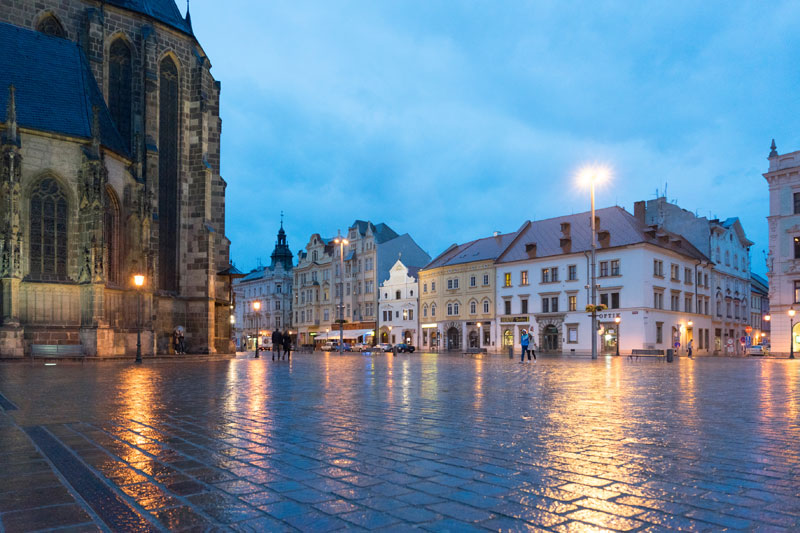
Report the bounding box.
[542,325,559,352]
[447,327,460,350]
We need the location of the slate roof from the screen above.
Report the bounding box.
[105,0,192,34]
[0,22,129,157]
[496,206,708,264]
[351,220,399,244]
[425,231,520,270]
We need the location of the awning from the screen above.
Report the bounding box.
[317,329,375,340]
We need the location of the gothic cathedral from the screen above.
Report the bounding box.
[0,1,233,357]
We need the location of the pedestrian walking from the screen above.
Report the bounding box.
[520,329,531,362]
[687,339,693,358]
[172,327,180,355]
[177,326,186,355]
[271,329,282,361]
[282,330,291,360]
[529,335,537,360]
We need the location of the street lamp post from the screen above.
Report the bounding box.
[789,308,795,359]
[614,316,620,357]
[580,166,608,360]
[333,231,349,353]
[477,322,482,349]
[134,274,144,363]
[253,301,261,358]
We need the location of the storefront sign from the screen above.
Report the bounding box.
[344,322,376,330]
[597,312,621,319]
[500,315,529,323]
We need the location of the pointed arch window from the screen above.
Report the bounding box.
[108,39,133,150]
[36,14,66,38]
[158,56,179,291]
[29,178,68,281]
[105,188,121,285]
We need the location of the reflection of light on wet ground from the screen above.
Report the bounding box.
[474,356,483,411]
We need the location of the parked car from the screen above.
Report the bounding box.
[324,342,351,352]
[395,343,415,353]
[748,345,764,356]
[377,343,393,352]
[352,343,370,352]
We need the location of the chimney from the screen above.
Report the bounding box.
[634,200,646,224]
[598,230,610,247]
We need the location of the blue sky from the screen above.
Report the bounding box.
[188,1,800,276]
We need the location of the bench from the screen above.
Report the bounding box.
[30,344,84,358]
[629,349,665,361]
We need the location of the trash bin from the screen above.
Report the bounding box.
[507,345,513,359]
[666,348,674,362]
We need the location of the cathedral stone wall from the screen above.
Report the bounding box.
[0,0,232,357]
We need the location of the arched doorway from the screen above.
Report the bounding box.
[447,327,460,350]
[468,330,479,348]
[381,331,389,343]
[543,325,559,352]
[403,330,413,344]
[502,329,514,347]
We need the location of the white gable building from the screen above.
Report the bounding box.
[378,260,420,345]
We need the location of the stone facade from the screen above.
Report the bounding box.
[233,222,294,350]
[294,220,430,347]
[0,1,231,357]
[763,144,800,355]
[378,260,420,346]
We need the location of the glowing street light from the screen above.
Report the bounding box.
[789,308,796,359]
[578,164,610,360]
[253,300,261,358]
[134,274,145,364]
[614,316,621,357]
[333,231,349,353]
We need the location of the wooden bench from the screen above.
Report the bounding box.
[30,344,84,358]
[629,349,665,361]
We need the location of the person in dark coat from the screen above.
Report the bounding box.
[271,329,282,361]
[282,330,291,360]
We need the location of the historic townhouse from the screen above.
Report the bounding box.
[495,207,712,355]
[642,198,753,354]
[418,231,518,351]
[764,142,800,356]
[750,273,769,348]
[0,1,232,357]
[293,220,429,347]
[233,222,293,350]
[378,259,420,345]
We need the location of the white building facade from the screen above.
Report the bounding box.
[764,143,800,355]
[495,207,714,356]
[378,260,420,345]
[233,223,293,350]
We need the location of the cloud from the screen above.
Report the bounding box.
[190,0,799,274]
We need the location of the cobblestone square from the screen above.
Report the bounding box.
[1,353,799,531]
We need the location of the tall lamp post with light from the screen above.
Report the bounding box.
[580,166,608,360]
[253,300,261,358]
[134,274,145,363]
[789,308,795,359]
[333,231,349,353]
[614,316,620,357]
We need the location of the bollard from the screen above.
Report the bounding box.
[507,345,513,359]
[666,348,674,363]
[392,345,397,357]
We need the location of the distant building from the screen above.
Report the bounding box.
[763,142,800,355]
[750,273,769,347]
[378,260,420,346]
[293,220,430,347]
[233,222,293,350]
[419,231,517,351]
[640,198,753,354]
[495,207,711,355]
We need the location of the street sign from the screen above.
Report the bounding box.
[674,342,680,348]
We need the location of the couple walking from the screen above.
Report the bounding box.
[271,329,292,360]
[520,329,536,362]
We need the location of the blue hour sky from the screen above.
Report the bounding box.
[188,1,800,276]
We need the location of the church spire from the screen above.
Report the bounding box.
[769,139,778,158]
[185,0,193,30]
[2,84,19,146]
[270,217,293,270]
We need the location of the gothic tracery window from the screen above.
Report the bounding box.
[105,188,121,285]
[108,39,133,150]
[29,178,68,281]
[158,56,179,291]
[36,14,66,38]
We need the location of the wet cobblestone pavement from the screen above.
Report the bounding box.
[1,353,799,532]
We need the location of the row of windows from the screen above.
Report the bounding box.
[421,299,491,318]
[382,289,413,300]
[427,273,490,293]
[501,292,619,315]
[295,302,376,324]
[238,283,284,298]
[382,309,414,321]
[503,265,580,288]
